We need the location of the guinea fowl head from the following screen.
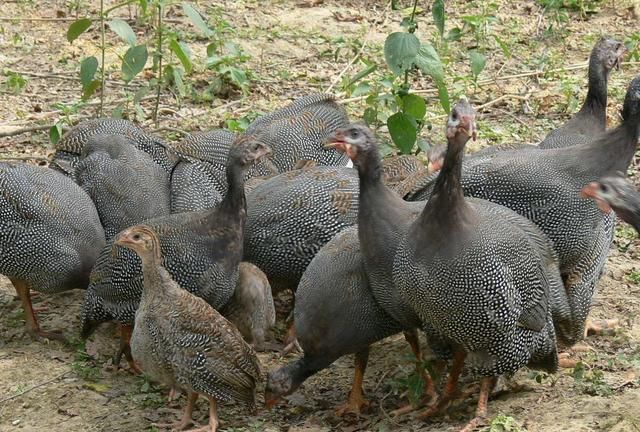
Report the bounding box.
[621,76,640,122]
[581,174,638,216]
[264,366,296,409]
[446,98,477,149]
[593,37,626,73]
[228,136,273,167]
[115,225,161,261]
[324,123,377,166]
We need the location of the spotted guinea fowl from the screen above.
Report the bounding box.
[539,37,626,149]
[0,163,105,340]
[242,93,350,177]
[75,134,171,240]
[116,225,260,432]
[170,129,236,212]
[266,226,411,415]
[394,99,562,430]
[81,136,271,365]
[582,174,640,233]
[407,76,640,346]
[50,118,174,174]
[221,262,276,351]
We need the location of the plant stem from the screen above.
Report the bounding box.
[99,0,105,117]
[104,0,140,16]
[409,0,418,26]
[154,3,163,126]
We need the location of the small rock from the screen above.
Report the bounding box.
[12,419,20,426]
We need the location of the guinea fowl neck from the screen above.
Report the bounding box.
[138,243,165,295]
[578,54,609,124]
[356,146,384,193]
[220,159,247,215]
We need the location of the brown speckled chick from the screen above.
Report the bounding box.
[116,225,261,432]
[222,262,276,351]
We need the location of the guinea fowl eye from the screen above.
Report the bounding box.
[600,184,609,193]
[133,234,141,240]
[350,130,359,139]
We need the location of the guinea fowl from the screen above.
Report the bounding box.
[170,129,236,212]
[394,99,563,430]
[81,136,271,366]
[75,134,171,240]
[242,93,350,177]
[50,118,174,174]
[0,163,105,340]
[539,37,626,149]
[116,225,261,432]
[582,174,640,233]
[380,154,428,197]
[266,226,407,415]
[407,76,640,346]
[221,262,276,351]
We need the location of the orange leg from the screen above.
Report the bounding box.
[459,376,495,432]
[114,324,142,374]
[584,318,620,337]
[281,322,301,356]
[10,279,65,341]
[153,391,198,431]
[416,350,467,419]
[336,349,371,416]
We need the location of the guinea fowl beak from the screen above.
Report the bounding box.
[460,115,478,141]
[580,183,612,213]
[265,396,278,410]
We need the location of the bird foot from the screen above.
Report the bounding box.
[152,419,198,431]
[335,394,370,417]
[27,327,67,343]
[458,415,488,432]
[585,319,620,337]
[280,339,302,357]
[253,341,283,353]
[390,387,439,417]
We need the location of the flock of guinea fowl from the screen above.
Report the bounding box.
[1,35,640,432]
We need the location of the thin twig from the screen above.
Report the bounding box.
[0,156,50,162]
[0,124,54,137]
[0,371,71,404]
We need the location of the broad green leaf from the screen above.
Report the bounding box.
[363,107,377,126]
[80,56,98,87]
[416,138,431,154]
[67,18,92,43]
[384,32,420,76]
[352,82,371,97]
[82,79,101,100]
[167,65,186,97]
[49,123,63,145]
[402,94,427,120]
[436,81,450,113]
[222,66,249,91]
[432,0,445,38]
[387,112,417,154]
[121,45,148,82]
[138,0,148,13]
[206,42,219,58]
[470,50,487,80]
[182,3,213,37]
[169,39,193,74]
[108,18,136,47]
[446,27,462,42]
[415,43,444,83]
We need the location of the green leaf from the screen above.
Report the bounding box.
[416,138,431,154]
[108,18,136,47]
[352,82,371,97]
[169,65,186,97]
[363,107,377,126]
[121,45,148,82]
[80,56,98,87]
[347,64,377,87]
[470,50,487,80]
[138,0,148,13]
[49,123,63,145]
[432,0,445,38]
[445,27,462,42]
[384,32,420,76]
[387,112,417,154]
[402,94,427,120]
[67,18,92,43]
[436,81,450,113]
[169,40,193,74]
[112,103,124,119]
[182,2,213,37]
[133,86,149,104]
[493,35,511,58]
[82,79,101,100]
[415,43,444,83]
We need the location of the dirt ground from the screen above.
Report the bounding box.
[2,1,640,431]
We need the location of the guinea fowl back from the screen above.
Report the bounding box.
[51,118,174,174]
[75,134,171,240]
[243,94,350,177]
[539,38,625,149]
[170,130,236,212]
[0,163,105,292]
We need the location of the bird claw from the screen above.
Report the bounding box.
[585,318,620,337]
[458,415,488,432]
[28,327,67,343]
[335,395,370,417]
[280,339,302,357]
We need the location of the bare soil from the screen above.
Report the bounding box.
[1,1,640,431]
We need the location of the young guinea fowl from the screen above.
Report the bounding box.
[81,136,272,366]
[74,134,171,240]
[407,76,640,346]
[116,225,261,432]
[170,129,237,213]
[394,99,563,430]
[50,118,174,174]
[242,93,350,177]
[0,163,105,340]
[582,174,640,233]
[221,262,276,351]
[539,37,626,149]
[267,226,412,416]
